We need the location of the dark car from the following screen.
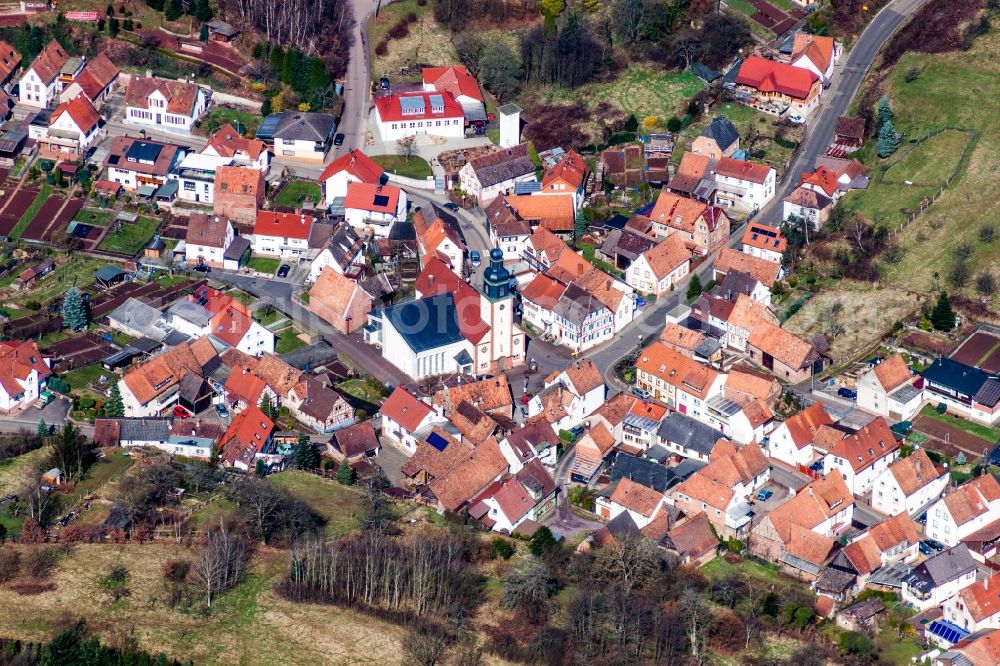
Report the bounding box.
[334,133,345,146]
[837,387,858,400]
[277,264,291,278]
[193,264,211,273]
[918,512,927,525]
[631,386,650,400]
[215,403,229,418]
[918,541,933,556]
[756,489,773,502]
[569,425,586,441]
[922,539,944,552]
[443,202,460,212]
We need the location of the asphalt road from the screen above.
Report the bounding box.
[335,0,381,159]
[755,0,933,226]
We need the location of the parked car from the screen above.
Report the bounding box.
[277,264,291,278]
[922,539,944,552]
[569,425,586,440]
[334,133,345,146]
[173,405,191,419]
[917,512,927,525]
[215,403,229,418]
[443,202,460,212]
[787,113,805,125]
[193,264,211,273]
[918,541,933,556]
[756,489,773,502]
[470,250,481,267]
[837,387,858,400]
[891,420,913,437]
[631,386,650,400]
[35,391,53,409]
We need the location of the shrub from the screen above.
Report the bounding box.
[0,549,20,582]
[374,41,388,56]
[162,559,190,583]
[24,547,57,579]
[558,429,574,443]
[24,300,40,311]
[491,537,515,560]
[78,397,95,409]
[904,66,920,82]
[405,11,417,22]
[666,116,681,132]
[388,20,410,39]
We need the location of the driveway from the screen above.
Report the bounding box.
[364,119,493,178]
[374,439,411,488]
[543,444,605,539]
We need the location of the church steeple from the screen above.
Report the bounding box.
[482,248,511,301]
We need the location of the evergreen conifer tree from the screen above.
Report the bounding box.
[37,418,47,438]
[106,382,124,417]
[294,434,318,469]
[336,458,355,485]
[164,0,182,22]
[876,96,893,127]
[687,274,702,300]
[199,23,208,42]
[876,119,899,158]
[931,292,956,331]
[62,287,87,330]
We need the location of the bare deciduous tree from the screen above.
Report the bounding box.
[402,624,450,666]
[397,136,417,163]
[595,536,659,596]
[679,588,712,660]
[194,524,251,608]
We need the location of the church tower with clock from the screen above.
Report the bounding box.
[480,248,525,372]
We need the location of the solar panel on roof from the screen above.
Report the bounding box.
[400,96,426,114]
[126,141,162,164]
[428,94,444,112]
[373,194,390,207]
[427,432,449,452]
[928,621,969,645]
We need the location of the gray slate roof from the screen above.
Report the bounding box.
[609,451,674,492]
[701,116,740,152]
[907,544,976,594]
[168,299,212,327]
[469,144,536,188]
[602,228,656,262]
[109,297,164,333]
[657,413,721,457]
[119,418,171,442]
[271,112,337,143]
[552,283,608,326]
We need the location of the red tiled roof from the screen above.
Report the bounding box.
[422,65,483,102]
[319,149,385,185]
[713,156,773,185]
[735,56,819,100]
[782,402,834,449]
[380,387,433,432]
[27,40,68,85]
[741,223,787,254]
[521,273,565,310]
[223,366,267,406]
[125,76,202,116]
[415,257,490,345]
[214,165,264,200]
[0,341,50,398]
[343,182,402,214]
[203,123,268,161]
[792,34,835,74]
[51,94,100,134]
[254,210,314,239]
[374,90,464,122]
[73,52,119,100]
[221,405,273,465]
[0,40,20,82]
[542,150,588,191]
[801,166,840,197]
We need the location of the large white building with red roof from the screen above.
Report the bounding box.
[710,156,776,214]
[30,94,101,158]
[373,91,465,142]
[422,65,486,123]
[379,387,445,454]
[318,149,385,202]
[0,341,51,412]
[343,181,407,238]
[735,55,822,116]
[252,210,315,257]
[19,40,72,109]
[200,123,271,173]
[167,286,274,356]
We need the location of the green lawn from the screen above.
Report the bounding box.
[724,0,757,16]
[919,405,1000,445]
[702,556,785,586]
[299,291,310,304]
[275,180,322,208]
[63,451,135,507]
[247,256,280,274]
[882,130,972,186]
[12,255,107,306]
[676,102,799,172]
[253,307,284,326]
[97,216,160,255]
[840,29,1000,293]
[76,209,113,228]
[10,186,51,240]
[269,470,364,535]
[275,327,307,354]
[370,154,433,180]
[228,288,255,305]
[186,496,237,530]
[204,107,264,136]
[338,377,389,403]
[60,363,111,393]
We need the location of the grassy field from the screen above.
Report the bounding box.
[9,186,51,240]
[369,0,458,81]
[76,209,113,228]
[371,154,433,179]
[0,447,49,495]
[205,107,264,136]
[338,378,388,404]
[840,28,1000,293]
[783,282,923,365]
[62,451,135,507]
[275,181,322,208]
[882,129,972,185]
[60,363,111,400]
[248,256,280,274]
[275,327,307,354]
[0,542,405,665]
[269,470,364,535]
[186,496,237,530]
[97,217,160,255]
[253,307,285,326]
[7,256,107,306]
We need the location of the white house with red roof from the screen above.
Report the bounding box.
[741,223,787,264]
[167,287,274,355]
[252,211,314,257]
[710,156,776,214]
[18,40,72,109]
[790,34,839,83]
[30,94,101,158]
[318,149,385,203]
[819,417,901,495]
[471,459,558,533]
[221,405,278,471]
[422,65,485,124]
[185,213,235,269]
[343,182,407,238]
[373,91,465,142]
[540,150,589,211]
[0,341,50,412]
[379,387,445,454]
[735,56,822,116]
[766,402,834,468]
[124,75,208,135]
[200,123,271,173]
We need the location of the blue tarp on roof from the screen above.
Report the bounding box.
[928,620,969,645]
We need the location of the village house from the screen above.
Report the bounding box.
[308,267,391,334]
[625,234,690,296]
[414,212,465,272]
[713,247,781,286]
[427,438,510,514]
[18,40,71,109]
[168,287,274,356]
[104,136,188,191]
[747,321,821,383]
[328,421,381,461]
[833,116,866,151]
[938,628,1000,664]
[124,75,208,135]
[185,213,236,269]
[167,152,235,205]
[458,144,537,206]
[599,225,657,271]
[656,412,725,463]
[830,512,921,593]
[750,471,853,576]
[258,111,336,162]
[922,357,1000,426]
[13,260,53,291]
[663,512,718,565]
[206,20,240,41]
[498,416,560,471]
[343,182,407,238]
[782,186,833,230]
[735,56,822,116]
[30,93,100,158]
[308,224,365,282]
[573,268,636,333]
[213,165,265,227]
[741,222,787,264]
[471,459,558,533]
[504,193,577,237]
[871,447,948,517]
[636,342,725,422]
[711,268,773,305]
[252,210,314,258]
[647,189,730,255]
[379,388,443,454]
[220,405,279,471]
[540,150,589,211]
[486,196,533,264]
[692,116,740,159]
[836,600,886,634]
[767,402,835,468]
[660,323,722,365]
[373,90,465,142]
[520,273,566,336]
[0,41,20,90]
[422,65,485,124]
[903,544,978,611]
[711,293,779,352]
[119,338,219,417]
[521,226,571,275]
[569,422,616,483]
[790,33,839,82]
[940,573,1000,641]
[529,360,605,430]
[710,157,776,215]
[318,149,385,203]
[596,477,668,529]
[0,341,51,412]
[550,283,614,352]
[856,353,922,420]
[59,52,119,108]
[201,123,272,173]
[926,474,1000,547]
[283,376,355,434]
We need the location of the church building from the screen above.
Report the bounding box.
[364,250,525,378]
